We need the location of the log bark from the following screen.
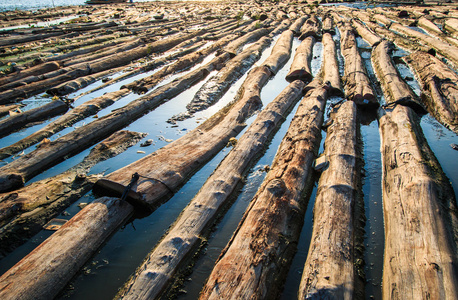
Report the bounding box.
[199,82,329,300]
[322,15,335,34]
[285,36,315,83]
[0,130,144,257]
[0,89,130,160]
[169,35,273,122]
[263,29,294,75]
[0,197,135,300]
[371,41,426,114]
[0,99,68,138]
[320,32,343,96]
[0,62,62,92]
[299,15,321,40]
[118,79,307,300]
[378,104,458,300]
[0,53,229,193]
[298,100,364,300]
[403,51,458,134]
[339,23,378,107]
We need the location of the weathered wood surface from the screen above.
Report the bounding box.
[290,16,308,36]
[339,22,378,107]
[223,27,272,56]
[322,15,335,34]
[371,41,426,114]
[299,15,321,40]
[169,35,272,122]
[0,197,134,300]
[0,89,130,160]
[378,104,458,299]
[263,29,294,74]
[0,104,22,118]
[445,18,458,37]
[0,53,230,193]
[320,32,343,96]
[285,36,314,83]
[0,99,68,137]
[0,62,62,91]
[299,100,364,300]
[118,80,306,300]
[403,51,458,134]
[199,82,329,300]
[0,130,144,257]
[350,19,382,47]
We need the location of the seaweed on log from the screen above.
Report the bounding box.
[403,51,458,134]
[199,81,329,300]
[0,99,69,138]
[0,130,145,257]
[118,80,306,300]
[298,100,364,300]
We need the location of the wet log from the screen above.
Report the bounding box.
[0,54,230,193]
[285,36,315,83]
[403,51,458,134]
[299,15,321,40]
[0,62,62,92]
[0,99,68,138]
[378,104,458,299]
[390,22,458,68]
[339,23,378,107]
[169,35,273,122]
[417,16,443,36]
[124,34,238,94]
[445,18,458,37]
[290,16,308,36]
[269,19,291,37]
[371,41,426,114]
[0,89,130,160]
[199,82,329,300]
[322,15,335,34]
[0,104,22,118]
[320,32,343,96]
[263,29,294,74]
[223,27,272,55]
[0,197,135,300]
[0,130,144,257]
[118,79,307,300]
[298,100,364,299]
[351,19,382,47]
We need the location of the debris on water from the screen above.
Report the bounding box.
[137,150,146,154]
[226,137,237,147]
[43,218,67,231]
[102,77,112,83]
[264,165,270,172]
[78,203,88,209]
[140,139,153,147]
[165,138,173,142]
[450,143,458,151]
[93,114,98,118]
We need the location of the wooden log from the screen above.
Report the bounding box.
[223,27,272,56]
[298,100,364,300]
[0,104,22,118]
[390,22,458,69]
[444,18,458,38]
[0,53,230,193]
[351,19,382,47]
[417,16,443,36]
[0,197,135,300]
[0,99,68,138]
[263,29,294,74]
[199,82,329,300]
[403,51,458,134]
[169,36,273,122]
[0,89,130,160]
[290,16,308,36]
[299,15,321,40]
[0,62,62,92]
[321,32,343,96]
[118,79,307,300]
[0,130,144,257]
[285,36,315,83]
[322,15,335,34]
[269,19,291,37]
[371,41,426,114]
[339,23,378,108]
[378,104,458,300]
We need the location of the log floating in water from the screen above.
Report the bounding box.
[379,104,458,299]
[319,32,343,96]
[285,36,315,83]
[0,197,135,300]
[119,80,306,300]
[0,130,144,257]
[298,100,364,299]
[299,15,321,40]
[199,81,329,300]
[403,51,458,134]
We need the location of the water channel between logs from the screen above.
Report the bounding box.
[0,1,458,300]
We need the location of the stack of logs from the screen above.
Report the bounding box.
[0,1,457,299]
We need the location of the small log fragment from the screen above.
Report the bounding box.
[378,104,458,299]
[339,23,378,107]
[0,99,68,138]
[0,54,229,193]
[169,36,273,122]
[0,197,134,300]
[290,16,308,36]
[298,100,364,299]
[403,51,458,134]
[199,82,329,300]
[0,130,144,257]
[320,32,343,96]
[119,80,307,300]
[371,41,426,114]
[299,15,321,40]
[285,36,315,83]
[0,89,130,160]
